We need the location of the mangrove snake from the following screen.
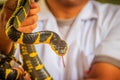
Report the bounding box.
[0,0,68,80]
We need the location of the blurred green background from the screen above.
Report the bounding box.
[97,0,120,5]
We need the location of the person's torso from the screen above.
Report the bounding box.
[14,0,120,80]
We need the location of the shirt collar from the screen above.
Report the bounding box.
[80,1,98,20]
[38,0,98,21]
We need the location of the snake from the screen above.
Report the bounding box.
[0,0,68,80]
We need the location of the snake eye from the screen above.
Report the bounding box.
[51,40,68,56]
[58,40,68,55]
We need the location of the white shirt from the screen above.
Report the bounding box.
[14,0,120,80]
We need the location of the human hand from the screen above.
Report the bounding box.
[0,0,40,54]
[14,67,31,80]
[18,1,40,33]
[0,55,31,80]
[0,0,40,33]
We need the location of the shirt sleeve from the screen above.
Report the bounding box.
[92,7,120,68]
[93,24,120,67]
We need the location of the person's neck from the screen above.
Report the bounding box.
[46,0,88,19]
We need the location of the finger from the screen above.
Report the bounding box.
[13,67,24,76]
[3,0,17,11]
[28,2,40,16]
[18,23,37,33]
[21,14,38,26]
[1,0,18,20]
[24,73,31,80]
[30,2,39,8]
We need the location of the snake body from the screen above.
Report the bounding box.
[20,44,52,80]
[0,0,68,80]
[0,52,23,80]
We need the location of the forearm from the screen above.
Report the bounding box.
[0,12,13,54]
[85,77,119,80]
[84,62,120,80]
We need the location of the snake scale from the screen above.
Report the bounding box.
[0,0,68,80]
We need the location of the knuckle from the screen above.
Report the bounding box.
[30,23,37,30]
[5,0,17,11]
[31,15,38,24]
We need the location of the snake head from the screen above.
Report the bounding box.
[51,40,68,56]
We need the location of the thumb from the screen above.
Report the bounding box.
[1,0,18,20]
[4,0,17,11]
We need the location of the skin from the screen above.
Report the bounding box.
[86,62,120,80]
[0,0,120,80]
[46,0,120,80]
[0,0,39,54]
[46,0,88,19]
[0,0,39,79]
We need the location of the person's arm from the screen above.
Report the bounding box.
[0,0,40,79]
[85,5,120,80]
[85,27,120,80]
[0,0,40,54]
[0,0,16,54]
[86,62,120,80]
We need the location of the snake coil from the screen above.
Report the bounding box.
[0,0,68,80]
